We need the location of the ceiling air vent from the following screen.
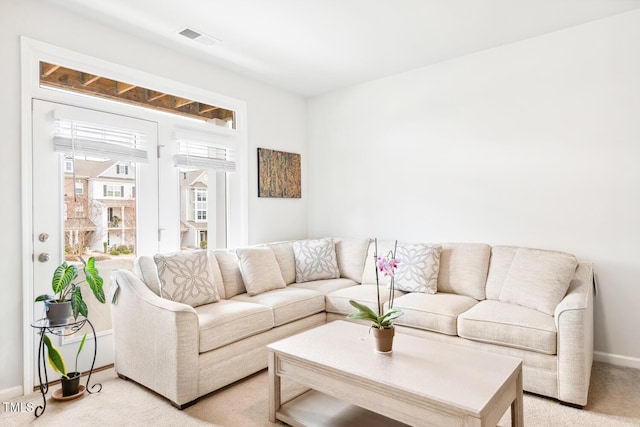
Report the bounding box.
[178,27,221,46]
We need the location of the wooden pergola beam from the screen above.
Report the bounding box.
[81,73,101,86]
[116,82,137,95]
[174,97,195,108]
[199,104,219,114]
[147,90,167,102]
[41,63,60,77]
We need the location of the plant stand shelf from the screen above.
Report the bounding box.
[30,317,102,417]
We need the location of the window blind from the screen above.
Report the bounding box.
[53,120,148,163]
[173,138,236,172]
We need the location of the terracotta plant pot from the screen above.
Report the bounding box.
[45,300,72,325]
[372,326,395,353]
[60,372,81,397]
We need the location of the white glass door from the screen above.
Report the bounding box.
[31,99,158,385]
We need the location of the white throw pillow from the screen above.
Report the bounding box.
[154,250,220,307]
[236,247,286,296]
[394,243,442,294]
[498,248,577,315]
[293,238,340,283]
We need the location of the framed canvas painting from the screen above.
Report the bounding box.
[257,148,301,198]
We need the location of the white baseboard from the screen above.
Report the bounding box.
[594,351,640,370]
[0,385,24,401]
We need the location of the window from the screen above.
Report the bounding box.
[74,205,84,217]
[75,181,83,194]
[104,184,123,197]
[64,159,73,172]
[116,164,128,175]
[193,188,207,221]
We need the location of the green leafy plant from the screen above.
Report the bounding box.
[348,239,404,329]
[34,256,105,319]
[41,333,87,379]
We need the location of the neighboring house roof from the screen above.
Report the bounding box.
[65,218,97,231]
[186,221,208,230]
[180,170,207,187]
[67,159,117,178]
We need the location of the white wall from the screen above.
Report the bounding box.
[0,0,307,395]
[308,10,640,364]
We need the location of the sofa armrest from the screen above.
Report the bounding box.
[110,269,200,406]
[554,262,594,406]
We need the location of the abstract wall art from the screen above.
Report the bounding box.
[257,148,301,198]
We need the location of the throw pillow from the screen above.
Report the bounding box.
[154,250,220,307]
[498,247,577,315]
[293,238,340,283]
[394,243,442,294]
[236,247,286,296]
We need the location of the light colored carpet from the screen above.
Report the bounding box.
[2,361,639,426]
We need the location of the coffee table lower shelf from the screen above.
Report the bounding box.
[277,389,409,427]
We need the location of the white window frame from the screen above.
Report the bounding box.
[21,37,248,395]
[74,181,83,194]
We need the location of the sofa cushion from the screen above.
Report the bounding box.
[325,284,405,316]
[195,300,274,353]
[334,237,370,282]
[212,250,247,298]
[236,247,286,296]
[390,292,478,335]
[485,246,518,300]
[153,250,220,307]
[288,278,358,295]
[394,243,442,294]
[293,238,340,282]
[437,243,490,300]
[266,241,296,285]
[231,287,325,327]
[361,240,397,285]
[458,300,557,355]
[498,247,577,315]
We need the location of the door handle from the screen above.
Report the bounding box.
[38,253,50,263]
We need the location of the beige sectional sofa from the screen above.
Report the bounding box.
[110,237,594,409]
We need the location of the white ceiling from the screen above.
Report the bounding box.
[50,0,640,96]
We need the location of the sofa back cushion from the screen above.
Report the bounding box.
[236,247,286,296]
[437,243,491,300]
[497,247,577,315]
[334,237,370,283]
[212,250,247,298]
[153,250,221,307]
[266,241,296,285]
[293,238,340,282]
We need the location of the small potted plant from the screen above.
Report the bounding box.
[42,333,87,397]
[35,256,105,324]
[348,239,404,352]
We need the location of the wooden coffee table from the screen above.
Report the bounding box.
[268,320,523,427]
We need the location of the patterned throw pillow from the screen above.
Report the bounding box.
[154,250,220,307]
[293,238,340,283]
[394,243,442,294]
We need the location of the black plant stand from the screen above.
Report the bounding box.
[30,317,102,417]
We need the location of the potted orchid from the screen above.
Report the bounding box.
[348,239,403,352]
